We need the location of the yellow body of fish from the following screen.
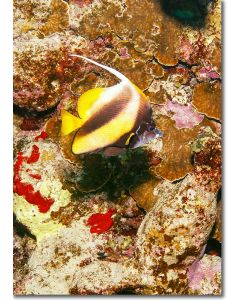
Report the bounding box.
[61,55,158,156]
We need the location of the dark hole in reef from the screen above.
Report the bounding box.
[13,103,57,118]
[13,213,36,240]
[66,148,152,200]
[217,188,221,202]
[158,0,212,28]
[115,287,137,295]
[97,251,107,260]
[205,238,221,257]
[13,103,58,131]
[190,153,195,166]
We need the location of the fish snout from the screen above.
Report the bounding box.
[153,127,163,138]
[129,123,163,149]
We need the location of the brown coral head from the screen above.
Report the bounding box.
[39,0,70,36]
[152,115,201,181]
[192,81,221,121]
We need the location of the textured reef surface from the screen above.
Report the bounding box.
[13,0,221,295]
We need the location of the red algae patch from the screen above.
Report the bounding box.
[34,131,49,141]
[26,145,40,164]
[29,173,42,180]
[87,209,116,234]
[13,145,54,213]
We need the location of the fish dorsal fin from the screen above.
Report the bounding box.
[69,54,130,82]
[61,110,84,136]
[77,87,104,119]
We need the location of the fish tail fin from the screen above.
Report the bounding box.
[69,54,129,82]
[61,110,84,136]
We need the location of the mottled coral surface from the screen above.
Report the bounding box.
[13,0,222,295]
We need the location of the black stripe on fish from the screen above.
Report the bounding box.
[134,99,152,132]
[79,88,133,135]
[111,95,152,148]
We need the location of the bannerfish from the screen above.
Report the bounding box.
[61,54,162,156]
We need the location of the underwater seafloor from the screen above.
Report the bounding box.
[13,0,222,295]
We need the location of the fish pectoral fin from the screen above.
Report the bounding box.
[61,110,84,136]
[125,133,135,146]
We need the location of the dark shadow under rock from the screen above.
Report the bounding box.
[159,0,212,28]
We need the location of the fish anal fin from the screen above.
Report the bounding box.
[103,147,125,157]
[77,87,104,118]
[61,110,83,136]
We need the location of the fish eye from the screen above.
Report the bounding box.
[148,125,155,131]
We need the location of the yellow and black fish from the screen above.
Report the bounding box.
[61,55,162,156]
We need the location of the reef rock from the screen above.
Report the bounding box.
[135,128,221,293]
[13,132,74,240]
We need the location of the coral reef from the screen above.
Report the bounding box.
[13,0,222,295]
[135,129,221,294]
[192,81,221,120]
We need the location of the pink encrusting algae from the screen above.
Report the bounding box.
[187,255,221,292]
[165,100,204,129]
